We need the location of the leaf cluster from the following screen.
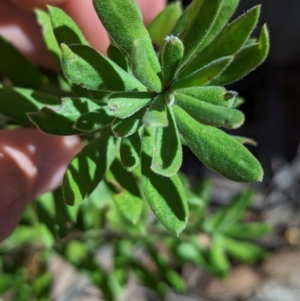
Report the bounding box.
[0,179,271,300]
[0,0,269,234]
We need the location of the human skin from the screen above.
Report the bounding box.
[0,0,166,241]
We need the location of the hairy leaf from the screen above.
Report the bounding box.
[132,39,162,91]
[0,87,60,125]
[148,1,182,48]
[142,95,168,127]
[151,105,182,176]
[93,0,160,74]
[61,44,146,91]
[120,131,141,171]
[63,132,119,205]
[48,5,88,45]
[211,25,270,85]
[173,56,233,89]
[28,97,100,135]
[182,6,260,76]
[107,44,128,71]
[161,36,184,87]
[175,86,237,108]
[175,93,244,129]
[198,0,240,52]
[174,105,263,182]
[179,0,223,67]
[108,160,143,224]
[108,92,154,118]
[141,129,188,235]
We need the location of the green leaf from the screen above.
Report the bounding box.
[111,109,144,138]
[35,9,61,68]
[171,6,189,36]
[108,92,154,118]
[151,105,182,177]
[142,95,168,127]
[74,107,114,132]
[120,131,141,171]
[222,236,266,263]
[211,25,270,86]
[107,160,143,224]
[61,44,146,91]
[175,86,237,108]
[93,0,161,75]
[175,93,244,129]
[161,36,184,87]
[148,1,183,48]
[0,87,60,125]
[208,234,230,278]
[63,131,119,205]
[174,105,263,182]
[181,6,260,77]
[222,222,272,239]
[0,35,42,89]
[173,56,233,90]
[203,190,254,232]
[48,5,88,45]
[198,0,240,52]
[28,97,100,135]
[141,129,188,235]
[132,39,162,91]
[179,0,223,67]
[107,44,128,71]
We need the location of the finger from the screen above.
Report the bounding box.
[0,128,81,241]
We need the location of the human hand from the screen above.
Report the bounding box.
[0,0,166,241]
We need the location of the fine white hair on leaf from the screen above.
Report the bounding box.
[164,35,177,42]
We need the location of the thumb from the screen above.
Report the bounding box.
[0,128,81,241]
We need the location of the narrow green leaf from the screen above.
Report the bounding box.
[132,39,162,91]
[175,86,237,108]
[93,0,161,75]
[63,132,119,205]
[0,87,60,125]
[148,1,183,48]
[141,129,188,235]
[142,95,168,127]
[208,234,230,278]
[107,44,128,71]
[161,36,184,87]
[179,0,223,67]
[151,105,182,177]
[211,25,270,86]
[222,222,272,239]
[175,93,244,129]
[174,105,263,182]
[173,56,233,90]
[222,236,266,263]
[35,9,61,68]
[28,97,100,135]
[111,109,144,138]
[107,160,143,224]
[108,92,154,118]
[0,35,42,89]
[120,131,141,171]
[61,44,146,91]
[48,5,88,45]
[74,107,114,132]
[181,6,260,77]
[198,0,240,52]
[171,6,189,36]
[203,190,254,232]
